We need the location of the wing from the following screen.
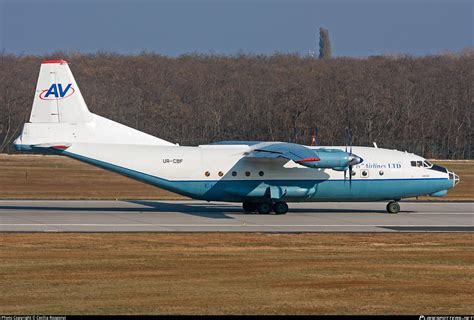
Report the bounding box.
[245,142,320,163]
[243,142,363,170]
[210,140,363,169]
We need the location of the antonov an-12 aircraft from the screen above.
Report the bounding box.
[14,60,459,214]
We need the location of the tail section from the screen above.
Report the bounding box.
[30,60,93,123]
[14,59,174,151]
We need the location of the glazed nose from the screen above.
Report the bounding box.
[454,173,460,186]
[448,171,460,186]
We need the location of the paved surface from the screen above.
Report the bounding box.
[0,200,472,232]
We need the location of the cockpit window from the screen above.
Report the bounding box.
[417,161,423,167]
[423,161,433,168]
[411,161,416,167]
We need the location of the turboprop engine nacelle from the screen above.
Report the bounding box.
[296,149,363,170]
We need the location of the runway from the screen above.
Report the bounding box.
[0,200,472,232]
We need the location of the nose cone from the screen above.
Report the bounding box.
[452,172,460,186]
[447,170,460,187]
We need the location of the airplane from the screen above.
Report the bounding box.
[13,60,460,214]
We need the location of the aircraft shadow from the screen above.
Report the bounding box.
[0,201,241,219]
[0,201,400,217]
[128,200,240,219]
[289,208,390,213]
[134,201,406,214]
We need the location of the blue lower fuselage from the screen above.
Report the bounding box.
[61,150,454,202]
[15,144,456,203]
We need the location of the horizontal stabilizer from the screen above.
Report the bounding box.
[33,142,72,150]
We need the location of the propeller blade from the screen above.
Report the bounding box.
[349,165,352,188]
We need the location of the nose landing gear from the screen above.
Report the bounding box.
[386,200,400,214]
[242,201,289,215]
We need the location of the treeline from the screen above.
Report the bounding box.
[0,51,472,158]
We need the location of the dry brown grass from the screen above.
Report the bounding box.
[424,160,473,200]
[0,233,472,315]
[0,154,184,200]
[0,154,472,200]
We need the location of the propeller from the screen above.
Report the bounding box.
[344,128,363,187]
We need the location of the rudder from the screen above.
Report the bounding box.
[30,59,93,123]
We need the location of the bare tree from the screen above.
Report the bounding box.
[1,51,472,158]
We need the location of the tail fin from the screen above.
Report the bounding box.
[30,59,93,123]
[15,59,174,150]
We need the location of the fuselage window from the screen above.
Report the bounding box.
[204,171,210,177]
[379,170,384,176]
[245,171,251,177]
[351,171,356,176]
[218,171,224,177]
[231,171,237,177]
[361,170,369,177]
[259,171,264,176]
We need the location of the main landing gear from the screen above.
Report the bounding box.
[244,201,400,215]
[386,200,400,214]
[243,201,289,215]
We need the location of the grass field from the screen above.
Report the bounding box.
[0,154,472,200]
[0,154,181,200]
[1,233,472,315]
[416,160,473,201]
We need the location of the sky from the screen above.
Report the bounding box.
[0,0,472,57]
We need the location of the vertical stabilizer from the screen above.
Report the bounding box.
[30,60,93,123]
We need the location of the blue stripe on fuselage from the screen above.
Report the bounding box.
[60,149,451,202]
[17,145,452,202]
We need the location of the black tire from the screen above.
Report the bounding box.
[273,201,289,215]
[242,202,256,213]
[386,201,400,214]
[257,202,272,214]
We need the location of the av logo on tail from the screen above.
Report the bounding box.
[39,83,75,100]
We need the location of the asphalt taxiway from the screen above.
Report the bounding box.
[0,200,472,232]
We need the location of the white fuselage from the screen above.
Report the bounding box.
[16,118,456,203]
[14,59,459,205]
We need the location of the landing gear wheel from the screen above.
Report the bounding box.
[386,201,400,214]
[242,202,257,213]
[257,202,272,214]
[273,201,289,215]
